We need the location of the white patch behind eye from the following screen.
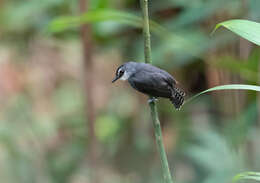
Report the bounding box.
[117,68,122,73]
[120,71,130,80]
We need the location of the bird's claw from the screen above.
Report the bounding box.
[148,97,158,104]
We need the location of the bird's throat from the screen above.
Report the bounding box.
[120,71,130,81]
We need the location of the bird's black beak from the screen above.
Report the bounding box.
[112,76,119,83]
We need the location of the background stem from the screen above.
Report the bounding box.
[140,0,174,182]
[79,0,98,182]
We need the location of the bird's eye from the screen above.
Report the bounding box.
[119,70,124,75]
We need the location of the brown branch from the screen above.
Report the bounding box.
[79,0,98,182]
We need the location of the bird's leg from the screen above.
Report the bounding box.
[148,97,158,104]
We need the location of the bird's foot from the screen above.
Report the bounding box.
[148,97,158,104]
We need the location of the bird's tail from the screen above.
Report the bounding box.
[170,86,185,109]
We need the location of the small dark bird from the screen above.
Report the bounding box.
[112,62,185,109]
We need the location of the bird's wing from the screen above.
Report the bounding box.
[159,70,176,87]
[141,64,177,86]
[128,70,172,98]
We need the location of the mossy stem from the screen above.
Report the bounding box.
[141,0,174,182]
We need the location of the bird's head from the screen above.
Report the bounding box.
[112,62,137,83]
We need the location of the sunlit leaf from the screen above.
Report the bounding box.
[186,84,260,104]
[212,19,260,46]
[233,172,260,182]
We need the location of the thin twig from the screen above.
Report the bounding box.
[140,0,174,182]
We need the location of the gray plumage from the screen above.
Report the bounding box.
[112,62,185,109]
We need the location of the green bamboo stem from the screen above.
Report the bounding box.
[149,102,173,183]
[140,0,174,183]
[141,0,151,64]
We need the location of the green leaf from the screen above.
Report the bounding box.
[48,9,166,36]
[48,9,210,59]
[48,9,140,32]
[185,84,260,104]
[233,172,260,182]
[212,19,260,46]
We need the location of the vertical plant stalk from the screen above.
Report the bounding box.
[79,0,98,182]
[141,0,151,63]
[149,103,174,183]
[141,0,173,183]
